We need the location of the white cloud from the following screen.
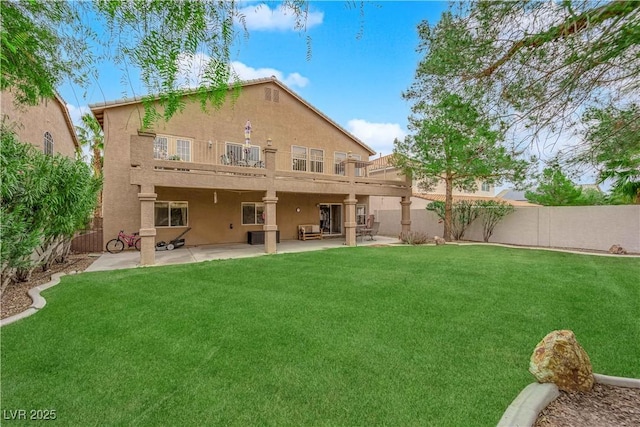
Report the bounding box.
[176,55,309,89]
[347,119,406,157]
[237,3,323,31]
[230,61,309,88]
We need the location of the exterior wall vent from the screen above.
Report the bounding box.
[264,87,272,101]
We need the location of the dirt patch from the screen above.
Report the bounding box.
[534,383,640,427]
[1,254,97,319]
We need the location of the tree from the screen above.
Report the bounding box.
[395,93,529,241]
[576,104,640,203]
[76,113,104,216]
[1,0,317,124]
[525,165,584,206]
[459,1,640,146]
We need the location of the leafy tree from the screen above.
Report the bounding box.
[576,104,640,204]
[395,92,528,241]
[476,200,514,242]
[76,113,104,216]
[1,0,318,124]
[459,1,640,144]
[525,165,584,206]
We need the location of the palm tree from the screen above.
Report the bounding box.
[76,113,104,217]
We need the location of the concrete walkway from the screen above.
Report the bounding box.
[86,236,399,272]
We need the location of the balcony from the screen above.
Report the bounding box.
[130,134,410,197]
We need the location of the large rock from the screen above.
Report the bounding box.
[529,330,594,392]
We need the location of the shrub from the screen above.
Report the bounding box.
[399,231,432,245]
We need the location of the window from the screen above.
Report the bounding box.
[225,142,260,165]
[176,139,191,162]
[154,136,168,159]
[310,149,324,173]
[154,201,188,227]
[292,145,307,172]
[334,152,346,175]
[43,132,53,155]
[481,181,491,192]
[356,204,367,226]
[242,203,265,225]
[154,135,192,161]
[351,153,363,177]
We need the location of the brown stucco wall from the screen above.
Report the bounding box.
[1,90,77,158]
[99,81,378,245]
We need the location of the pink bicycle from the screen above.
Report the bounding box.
[106,230,141,253]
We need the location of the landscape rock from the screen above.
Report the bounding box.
[434,236,446,246]
[529,330,594,392]
[608,244,627,255]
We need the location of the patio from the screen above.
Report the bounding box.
[86,235,399,272]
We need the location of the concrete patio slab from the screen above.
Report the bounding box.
[86,236,399,272]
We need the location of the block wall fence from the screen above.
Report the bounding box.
[375,205,640,254]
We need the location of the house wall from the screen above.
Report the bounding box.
[1,90,77,158]
[376,205,640,253]
[101,82,375,244]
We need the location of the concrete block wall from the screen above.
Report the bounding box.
[376,205,640,253]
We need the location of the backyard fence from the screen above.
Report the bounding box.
[375,205,640,254]
[71,217,103,254]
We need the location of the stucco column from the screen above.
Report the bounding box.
[138,186,157,266]
[344,194,358,246]
[263,147,277,175]
[401,196,412,234]
[263,191,278,254]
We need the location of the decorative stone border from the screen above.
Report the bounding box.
[497,374,640,427]
[0,272,74,328]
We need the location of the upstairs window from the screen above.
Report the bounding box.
[351,153,363,177]
[225,142,260,165]
[481,181,491,192]
[154,135,192,161]
[334,152,346,175]
[310,149,324,173]
[292,145,307,172]
[43,132,54,155]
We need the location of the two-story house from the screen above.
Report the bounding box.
[90,77,412,265]
[1,90,79,158]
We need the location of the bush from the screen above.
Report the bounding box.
[1,125,101,291]
[399,231,432,245]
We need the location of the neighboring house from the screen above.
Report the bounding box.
[1,90,79,158]
[368,154,534,212]
[90,77,412,265]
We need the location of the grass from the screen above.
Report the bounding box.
[1,245,639,426]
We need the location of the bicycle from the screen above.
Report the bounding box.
[105,230,141,253]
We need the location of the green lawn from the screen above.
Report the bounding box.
[1,246,638,426]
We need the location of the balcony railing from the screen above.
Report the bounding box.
[147,138,405,181]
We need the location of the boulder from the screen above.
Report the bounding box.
[529,330,594,392]
[434,236,446,246]
[609,244,627,254]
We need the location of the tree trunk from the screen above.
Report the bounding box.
[444,176,453,241]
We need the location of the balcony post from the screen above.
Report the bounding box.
[138,184,157,266]
[344,194,357,246]
[401,196,412,234]
[263,190,278,254]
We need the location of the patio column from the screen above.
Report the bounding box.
[138,185,157,266]
[344,194,357,246]
[401,196,411,234]
[263,190,278,254]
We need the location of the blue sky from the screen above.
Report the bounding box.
[60,1,449,158]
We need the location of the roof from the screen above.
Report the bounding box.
[53,92,80,152]
[413,193,539,207]
[496,188,528,201]
[89,76,375,155]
